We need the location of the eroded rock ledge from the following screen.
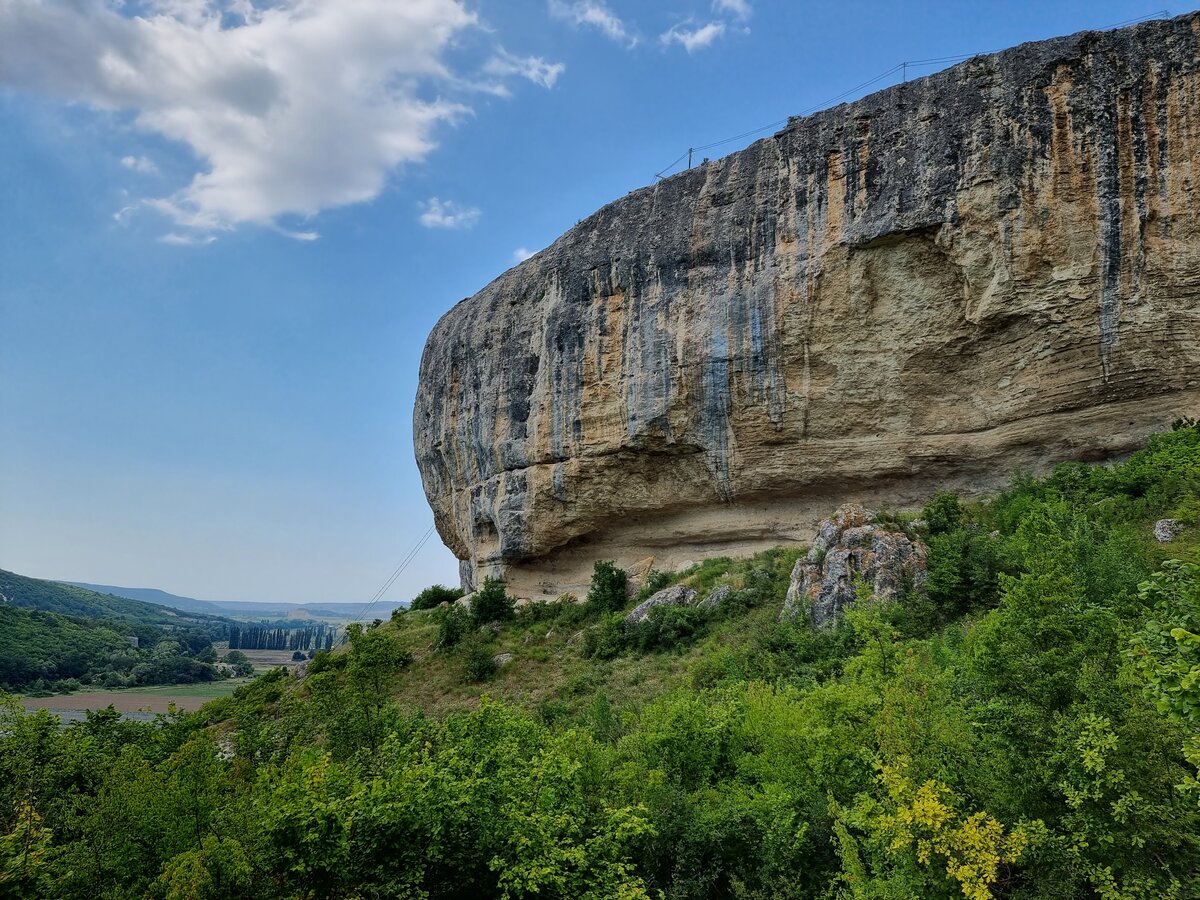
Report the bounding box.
[415,14,1200,596]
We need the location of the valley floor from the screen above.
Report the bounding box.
[19,678,253,716]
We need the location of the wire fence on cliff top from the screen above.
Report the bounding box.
[653,9,1172,181]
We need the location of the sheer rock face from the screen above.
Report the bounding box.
[416,14,1200,597]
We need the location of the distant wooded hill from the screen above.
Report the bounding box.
[62,582,221,615]
[0,569,229,631]
[0,569,236,693]
[64,581,405,622]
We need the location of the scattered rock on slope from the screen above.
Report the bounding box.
[1155,518,1183,542]
[781,505,927,627]
[698,585,732,610]
[624,584,697,624]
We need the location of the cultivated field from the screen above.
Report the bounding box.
[20,679,252,716]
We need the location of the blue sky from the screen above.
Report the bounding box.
[0,0,1188,603]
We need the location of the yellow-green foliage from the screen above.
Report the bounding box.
[873,760,1026,900]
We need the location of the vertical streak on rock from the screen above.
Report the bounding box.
[701,325,733,499]
[1092,52,1123,382]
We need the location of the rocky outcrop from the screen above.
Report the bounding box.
[780,505,927,626]
[624,584,697,624]
[415,14,1200,596]
[699,585,733,610]
[1155,518,1183,542]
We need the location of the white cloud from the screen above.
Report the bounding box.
[549,0,637,47]
[713,0,752,19]
[513,246,534,262]
[419,197,481,229]
[0,0,555,239]
[660,20,726,52]
[483,48,565,89]
[274,226,320,242]
[120,154,158,174]
[159,232,216,246]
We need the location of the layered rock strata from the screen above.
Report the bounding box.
[415,14,1200,596]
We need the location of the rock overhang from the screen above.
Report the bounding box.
[415,13,1200,595]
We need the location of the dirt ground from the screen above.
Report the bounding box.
[20,680,248,715]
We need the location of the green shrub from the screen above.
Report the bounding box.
[409,584,465,611]
[470,577,514,626]
[923,527,1006,617]
[535,697,571,726]
[436,604,470,650]
[462,642,497,683]
[627,604,709,652]
[633,569,673,604]
[581,614,627,659]
[678,556,735,594]
[586,561,627,612]
[521,594,579,624]
[922,491,964,535]
[306,650,332,675]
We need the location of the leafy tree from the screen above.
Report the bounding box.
[922,492,965,535]
[843,759,1027,900]
[223,650,254,678]
[470,577,514,626]
[435,605,470,651]
[923,528,1006,617]
[409,584,465,611]
[1128,561,1200,797]
[587,561,628,612]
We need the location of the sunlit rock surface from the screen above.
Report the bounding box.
[780,505,927,626]
[416,14,1200,596]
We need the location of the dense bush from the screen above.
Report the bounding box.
[581,613,627,660]
[223,649,255,677]
[627,605,709,653]
[470,576,514,626]
[461,642,498,683]
[632,569,673,604]
[408,583,465,611]
[435,604,470,650]
[586,560,628,612]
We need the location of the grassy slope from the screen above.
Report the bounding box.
[328,432,1200,725]
[374,549,812,718]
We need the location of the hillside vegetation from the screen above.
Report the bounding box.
[2,423,1200,899]
[62,582,222,615]
[0,572,238,693]
[0,569,229,632]
[0,601,230,694]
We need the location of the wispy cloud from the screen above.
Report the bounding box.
[713,0,752,20]
[0,1,554,241]
[660,20,726,52]
[419,197,481,230]
[549,0,637,47]
[483,48,565,89]
[513,246,534,262]
[159,232,216,246]
[120,155,158,174]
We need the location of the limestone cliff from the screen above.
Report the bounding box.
[415,14,1200,596]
